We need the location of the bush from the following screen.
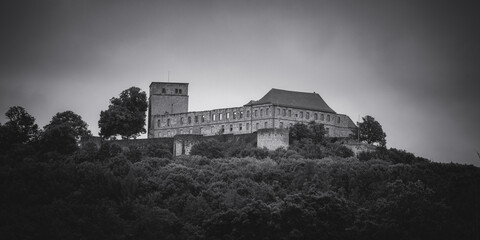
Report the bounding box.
[190,140,224,158]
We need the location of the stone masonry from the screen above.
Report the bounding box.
[148,82,357,142]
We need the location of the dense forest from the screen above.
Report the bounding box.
[1,107,480,239]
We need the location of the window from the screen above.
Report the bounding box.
[179,89,182,94]
[247,111,250,118]
[175,88,179,94]
[246,123,250,130]
[266,108,269,116]
[314,113,318,120]
[320,114,324,121]
[233,112,237,119]
[199,127,203,133]
[306,112,310,119]
[219,113,223,120]
[282,109,286,116]
[167,119,170,126]
[180,117,184,125]
[255,122,259,130]
[264,121,268,128]
[254,110,258,117]
[327,115,331,122]
[221,125,225,133]
[162,88,166,93]
[157,119,161,127]
[295,113,298,117]
[226,112,230,119]
[239,123,242,131]
[194,116,198,123]
[300,112,303,118]
[288,110,292,117]
[260,109,263,117]
[240,111,243,118]
[213,114,216,121]
[201,115,205,123]
[337,116,341,124]
[280,122,284,128]
[230,125,233,132]
[188,116,192,124]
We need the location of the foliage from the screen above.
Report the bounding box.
[44,110,92,141]
[358,115,386,146]
[98,87,148,140]
[2,146,479,240]
[0,106,38,146]
[289,121,327,144]
[190,139,225,158]
[1,106,479,239]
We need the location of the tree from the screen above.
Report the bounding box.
[289,121,327,144]
[358,115,386,146]
[0,106,38,144]
[44,111,91,142]
[98,87,148,139]
[39,111,92,154]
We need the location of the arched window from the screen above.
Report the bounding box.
[157,119,161,128]
[188,116,192,124]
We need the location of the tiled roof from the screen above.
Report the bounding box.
[246,88,336,114]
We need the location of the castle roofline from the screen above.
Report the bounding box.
[244,88,336,114]
[150,82,189,86]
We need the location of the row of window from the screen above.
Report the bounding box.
[158,108,341,128]
[161,88,183,94]
[159,122,332,137]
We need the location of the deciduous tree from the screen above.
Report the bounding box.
[98,87,148,139]
[0,106,38,145]
[359,115,386,146]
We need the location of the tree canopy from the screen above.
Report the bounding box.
[98,87,148,139]
[40,111,92,154]
[45,110,91,141]
[0,106,38,145]
[358,115,386,146]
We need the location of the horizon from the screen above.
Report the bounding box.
[1,0,479,166]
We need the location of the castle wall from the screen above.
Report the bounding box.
[257,128,289,150]
[151,104,354,138]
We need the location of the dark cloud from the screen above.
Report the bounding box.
[0,0,478,165]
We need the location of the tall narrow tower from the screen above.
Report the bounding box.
[148,82,189,137]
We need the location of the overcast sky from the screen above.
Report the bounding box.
[1,0,479,165]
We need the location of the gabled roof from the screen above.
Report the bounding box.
[245,88,336,114]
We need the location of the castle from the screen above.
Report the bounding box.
[147,82,357,139]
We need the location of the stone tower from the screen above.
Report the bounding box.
[148,82,189,136]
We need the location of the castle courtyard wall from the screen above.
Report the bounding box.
[151,104,354,138]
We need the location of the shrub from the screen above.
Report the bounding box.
[190,140,224,158]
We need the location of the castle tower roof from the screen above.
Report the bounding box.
[246,88,336,114]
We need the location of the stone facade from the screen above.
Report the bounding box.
[148,82,356,139]
[257,128,289,150]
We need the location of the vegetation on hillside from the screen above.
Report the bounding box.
[1,107,479,239]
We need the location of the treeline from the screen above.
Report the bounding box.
[1,142,480,239]
[1,106,480,239]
